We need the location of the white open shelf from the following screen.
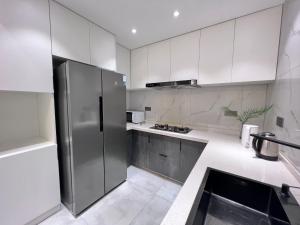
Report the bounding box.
[0,91,56,157]
[0,136,56,158]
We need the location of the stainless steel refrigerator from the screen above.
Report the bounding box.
[54,60,127,216]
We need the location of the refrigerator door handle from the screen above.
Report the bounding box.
[99,96,103,132]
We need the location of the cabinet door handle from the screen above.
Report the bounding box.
[180,140,182,152]
[99,96,103,132]
[159,153,168,158]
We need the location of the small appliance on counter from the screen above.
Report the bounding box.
[241,124,259,148]
[126,111,145,124]
[252,132,279,161]
[251,132,300,161]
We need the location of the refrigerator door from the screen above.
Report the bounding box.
[102,69,127,193]
[67,61,105,215]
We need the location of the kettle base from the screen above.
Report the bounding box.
[256,153,278,161]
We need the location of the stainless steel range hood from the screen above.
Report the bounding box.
[146,79,201,89]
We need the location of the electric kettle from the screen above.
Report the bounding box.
[252,132,279,161]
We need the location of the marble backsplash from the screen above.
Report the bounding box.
[128,84,268,136]
[264,0,300,173]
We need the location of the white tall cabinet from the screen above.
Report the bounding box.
[170,31,200,81]
[198,20,235,85]
[50,1,117,70]
[131,47,148,89]
[90,23,116,71]
[0,0,53,93]
[116,44,131,88]
[0,1,60,225]
[50,0,90,64]
[148,40,171,83]
[232,6,282,82]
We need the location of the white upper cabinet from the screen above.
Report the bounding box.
[148,40,171,83]
[90,23,116,71]
[116,44,131,88]
[50,1,90,64]
[232,6,282,83]
[199,20,235,85]
[0,0,53,93]
[131,47,148,89]
[170,31,200,81]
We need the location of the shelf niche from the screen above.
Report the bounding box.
[0,91,56,156]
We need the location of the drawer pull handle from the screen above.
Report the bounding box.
[159,153,168,158]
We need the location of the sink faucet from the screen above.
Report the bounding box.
[281,183,300,198]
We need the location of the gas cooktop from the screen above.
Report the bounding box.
[150,124,192,134]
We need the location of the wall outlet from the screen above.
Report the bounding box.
[145,106,151,111]
[224,110,238,117]
[276,116,284,128]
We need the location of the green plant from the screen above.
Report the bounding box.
[223,105,273,138]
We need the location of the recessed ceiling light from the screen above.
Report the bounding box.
[173,10,180,18]
[131,28,137,34]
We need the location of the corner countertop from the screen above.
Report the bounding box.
[126,122,300,225]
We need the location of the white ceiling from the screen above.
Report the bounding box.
[55,0,284,49]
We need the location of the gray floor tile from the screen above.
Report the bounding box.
[156,180,181,202]
[127,170,165,194]
[39,207,76,225]
[39,166,181,225]
[129,196,173,225]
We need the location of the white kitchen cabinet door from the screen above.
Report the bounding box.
[0,0,53,93]
[148,40,171,83]
[116,44,131,88]
[232,6,282,83]
[170,31,200,81]
[90,23,116,71]
[199,20,235,85]
[131,47,148,89]
[50,1,90,64]
[0,144,60,225]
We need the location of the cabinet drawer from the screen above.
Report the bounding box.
[148,133,180,181]
[148,152,180,181]
[148,133,180,158]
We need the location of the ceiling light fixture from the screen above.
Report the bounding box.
[131,28,137,34]
[173,10,180,18]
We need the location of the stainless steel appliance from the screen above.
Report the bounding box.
[54,60,127,216]
[252,132,279,161]
[150,123,192,134]
[146,79,201,89]
[126,111,145,124]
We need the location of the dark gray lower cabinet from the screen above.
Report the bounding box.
[132,131,149,168]
[130,130,206,183]
[148,133,181,181]
[179,140,206,183]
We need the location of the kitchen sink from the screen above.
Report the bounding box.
[187,168,300,225]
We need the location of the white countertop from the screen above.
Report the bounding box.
[126,122,300,225]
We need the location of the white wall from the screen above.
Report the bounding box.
[128,84,268,136]
[0,92,40,144]
[116,44,131,88]
[265,0,300,173]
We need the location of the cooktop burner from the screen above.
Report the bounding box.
[150,124,192,134]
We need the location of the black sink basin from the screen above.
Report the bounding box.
[187,168,300,225]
